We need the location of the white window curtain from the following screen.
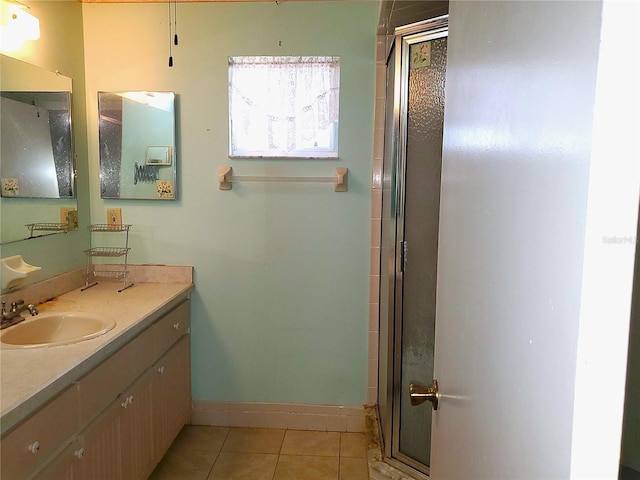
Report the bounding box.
[229,56,340,158]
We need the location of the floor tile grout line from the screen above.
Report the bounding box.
[269,428,287,480]
[205,426,231,480]
[339,431,343,480]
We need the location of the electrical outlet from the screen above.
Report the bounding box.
[107,208,122,226]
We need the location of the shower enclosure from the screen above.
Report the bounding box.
[378,15,448,478]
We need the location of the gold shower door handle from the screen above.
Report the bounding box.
[410,380,439,410]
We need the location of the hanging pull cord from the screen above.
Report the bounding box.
[174,0,178,46]
[168,0,173,67]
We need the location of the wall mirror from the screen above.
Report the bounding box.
[0,54,76,244]
[99,91,177,200]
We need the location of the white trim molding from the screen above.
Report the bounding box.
[191,402,367,433]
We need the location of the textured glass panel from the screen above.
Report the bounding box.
[399,35,447,467]
[378,42,398,448]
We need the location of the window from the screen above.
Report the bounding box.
[228,56,340,158]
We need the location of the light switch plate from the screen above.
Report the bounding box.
[107,208,122,226]
[67,211,78,230]
[60,207,78,230]
[60,207,74,225]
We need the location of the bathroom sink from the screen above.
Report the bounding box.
[1,312,116,348]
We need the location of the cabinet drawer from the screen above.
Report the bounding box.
[1,385,79,480]
[31,440,80,480]
[154,300,190,358]
[78,325,155,426]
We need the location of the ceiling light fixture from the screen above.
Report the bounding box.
[0,0,40,52]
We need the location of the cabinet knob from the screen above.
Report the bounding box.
[121,395,134,408]
[173,322,180,330]
[158,366,165,374]
[74,448,84,459]
[28,441,40,454]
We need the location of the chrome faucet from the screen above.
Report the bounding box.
[1,300,38,329]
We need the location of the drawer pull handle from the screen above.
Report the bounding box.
[28,441,40,454]
[121,399,128,409]
[173,322,180,330]
[75,448,84,459]
[158,366,165,374]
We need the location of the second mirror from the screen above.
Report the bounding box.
[99,91,176,200]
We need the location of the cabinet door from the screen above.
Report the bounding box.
[75,400,122,480]
[0,385,79,480]
[153,336,191,460]
[32,456,74,480]
[78,325,155,427]
[120,369,156,480]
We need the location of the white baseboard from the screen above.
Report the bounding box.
[191,401,367,432]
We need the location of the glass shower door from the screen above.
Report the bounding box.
[392,20,448,475]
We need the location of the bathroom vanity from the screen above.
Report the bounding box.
[0,278,194,480]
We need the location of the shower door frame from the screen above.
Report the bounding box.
[378,15,448,479]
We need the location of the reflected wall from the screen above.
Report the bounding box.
[0,1,89,287]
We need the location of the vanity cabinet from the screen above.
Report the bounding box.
[78,368,156,480]
[153,336,191,459]
[1,299,191,480]
[75,399,122,480]
[120,368,156,480]
[78,324,155,427]
[0,385,79,480]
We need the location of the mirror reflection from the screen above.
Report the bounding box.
[0,54,76,244]
[99,91,176,200]
[1,91,73,198]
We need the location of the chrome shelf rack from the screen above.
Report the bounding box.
[82,224,133,292]
[26,223,68,237]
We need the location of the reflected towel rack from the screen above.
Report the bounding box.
[218,166,348,192]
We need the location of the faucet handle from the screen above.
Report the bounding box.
[11,299,24,312]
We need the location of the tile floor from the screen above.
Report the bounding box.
[149,426,369,480]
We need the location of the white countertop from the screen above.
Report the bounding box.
[0,281,194,435]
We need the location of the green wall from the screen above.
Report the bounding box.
[0,1,90,285]
[82,2,377,405]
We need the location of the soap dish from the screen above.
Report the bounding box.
[1,255,41,290]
